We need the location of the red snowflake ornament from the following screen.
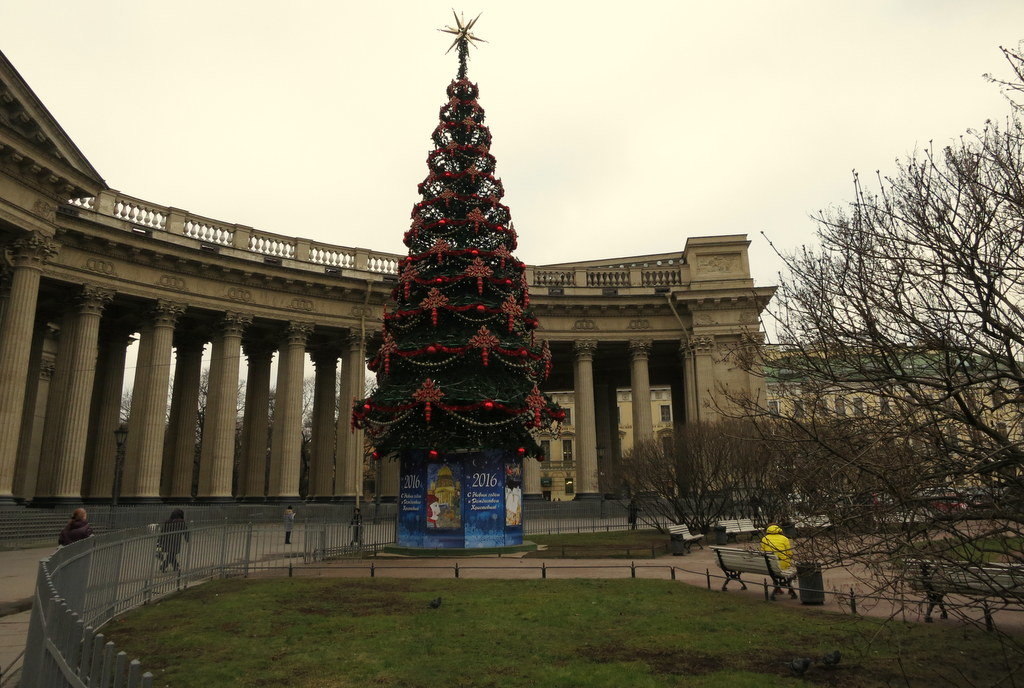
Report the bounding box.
[420,288,449,326]
[468,325,500,367]
[413,378,445,423]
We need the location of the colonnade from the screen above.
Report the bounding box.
[0,233,375,505]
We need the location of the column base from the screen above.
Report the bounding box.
[192,497,237,504]
[376,496,397,504]
[116,497,166,505]
[524,494,545,501]
[308,496,335,503]
[0,496,20,507]
[238,496,268,503]
[28,497,87,508]
[573,492,604,500]
[263,496,301,504]
[334,496,359,505]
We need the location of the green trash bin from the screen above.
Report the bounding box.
[713,525,728,545]
[796,562,825,605]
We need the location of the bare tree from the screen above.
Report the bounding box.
[622,421,782,533]
[731,46,1024,668]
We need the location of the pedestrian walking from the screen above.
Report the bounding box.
[350,507,362,546]
[157,508,189,572]
[628,499,639,530]
[57,508,93,547]
[283,505,295,544]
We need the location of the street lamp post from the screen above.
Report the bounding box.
[113,424,128,507]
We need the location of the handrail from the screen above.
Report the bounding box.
[65,190,684,289]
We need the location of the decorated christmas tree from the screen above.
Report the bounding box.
[351,14,563,549]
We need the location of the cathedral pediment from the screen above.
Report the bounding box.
[0,50,104,200]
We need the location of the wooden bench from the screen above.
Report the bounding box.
[711,546,797,600]
[793,515,832,530]
[667,524,703,555]
[906,560,1024,624]
[717,518,760,541]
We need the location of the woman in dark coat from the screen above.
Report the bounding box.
[157,508,189,572]
[58,508,93,546]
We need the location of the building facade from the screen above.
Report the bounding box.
[0,50,774,506]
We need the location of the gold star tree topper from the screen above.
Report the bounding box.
[439,11,486,77]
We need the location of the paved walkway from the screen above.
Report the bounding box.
[0,546,52,681]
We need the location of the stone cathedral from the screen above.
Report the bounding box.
[0,50,774,506]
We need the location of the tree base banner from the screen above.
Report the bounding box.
[398,449,523,548]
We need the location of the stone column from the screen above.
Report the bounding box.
[335,333,366,502]
[13,325,57,501]
[267,322,312,501]
[629,339,654,445]
[45,285,114,503]
[309,348,340,501]
[378,454,399,503]
[679,340,699,425]
[164,334,206,500]
[86,330,133,501]
[34,310,77,499]
[523,455,543,500]
[572,339,600,498]
[0,234,58,504]
[691,335,717,423]
[239,342,273,501]
[125,300,185,501]
[198,312,252,501]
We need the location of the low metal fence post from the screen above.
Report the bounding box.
[849,588,857,615]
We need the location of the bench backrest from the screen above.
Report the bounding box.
[667,524,692,537]
[907,561,1024,598]
[719,518,758,533]
[712,546,782,577]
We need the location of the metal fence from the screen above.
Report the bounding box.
[15,499,636,687]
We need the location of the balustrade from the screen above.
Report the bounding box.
[62,190,686,289]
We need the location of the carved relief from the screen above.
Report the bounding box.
[290,297,314,312]
[227,286,253,303]
[84,257,116,276]
[351,305,373,318]
[739,310,759,325]
[32,199,55,220]
[627,319,650,330]
[159,274,187,291]
[572,318,597,331]
[694,313,716,326]
[695,254,740,274]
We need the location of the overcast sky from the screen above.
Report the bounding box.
[4,2,1024,291]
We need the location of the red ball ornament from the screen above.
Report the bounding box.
[435,277,444,284]
[476,304,486,312]
[483,400,494,410]
[426,345,438,354]
[438,219,448,225]
[371,451,381,460]
[536,455,546,462]
[516,447,526,455]
[362,402,372,411]
[470,249,479,256]
[428,449,440,460]
[504,279,513,286]
[519,348,528,357]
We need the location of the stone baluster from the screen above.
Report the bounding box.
[572,339,600,498]
[45,285,114,503]
[239,342,274,501]
[0,233,58,504]
[163,334,206,500]
[125,300,185,501]
[267,322,313,501]
[309,347,340,501]
[335,333,366,502]
[86,330,134,500]
[197,312,252,500]
[629,339,654,444]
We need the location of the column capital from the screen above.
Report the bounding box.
[311,345,341,367]
[78,284,114,315]
[345,331,369,351]
[691,335,715,354]
[628,339,652,358]
[9,232,60,269]
[284,321,314,346]
[151,300,186,327]
[220,311,254,338]
[573,339,598,358]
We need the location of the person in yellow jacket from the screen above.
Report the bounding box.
[760,524,798,599]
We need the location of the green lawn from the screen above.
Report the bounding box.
[104,577,1020,687]
[526,529,670,558]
